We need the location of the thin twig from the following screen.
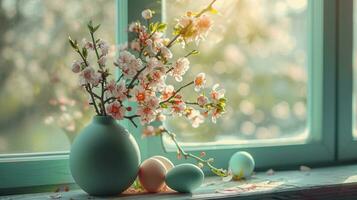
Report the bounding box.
[74,48,100,115]
[163,129,227,177]
[185,101,199,106]
[116,74,124,83]
[160,81,194,104]
[85,85,100,115]
[90,30,107,115]
[127,66,147,90]
[124,115,140,128]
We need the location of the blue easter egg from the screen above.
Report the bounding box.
[228,151,255,179]
[165,163,204,193]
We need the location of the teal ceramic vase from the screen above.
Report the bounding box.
[69,116,141,196]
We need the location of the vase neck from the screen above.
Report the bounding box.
[92,115,116,125]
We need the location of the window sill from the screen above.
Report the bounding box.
[3,164,357,199]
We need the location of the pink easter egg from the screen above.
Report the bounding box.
[152,155,174,171]
[138,158,166,193]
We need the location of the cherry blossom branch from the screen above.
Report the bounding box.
[163,129,228,177]
[85,84,100,115]
[160,81,194,104]
[185,50,199,58]
[124,114,140,128]
[89,26,107,115]
[127,66,147,90]
[185,101,199,106]
[166,0,217,49]
[70,41,101,115]
[104,97,117,104]
[166,67,174,74]
[116,74,124,83]
[196,0,217,18]
[166,34,181,48]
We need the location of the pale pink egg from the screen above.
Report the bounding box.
[138,158,166,193]
[151,156,174,191]
[152,156,174,171]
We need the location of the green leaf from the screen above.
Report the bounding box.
[209,6,219,14]
[87,21,94,32]
[211,168,227,177]
[93,24,101,32]
[156,23,167,32]
[219,98,227,103]
[82,47,88,58]
[68,36,77,49]
[191,50,199,55]
[160,103,168,109]
[149,22,155,32]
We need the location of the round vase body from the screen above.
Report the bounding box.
[69,116,141,196]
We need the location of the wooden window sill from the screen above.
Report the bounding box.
[3,164,357,199]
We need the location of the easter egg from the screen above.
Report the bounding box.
[138,158,166,193]
[152,155,174,171]
[228,151,255,179]
[165,163,204,193]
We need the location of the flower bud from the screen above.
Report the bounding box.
[141,9,153,20]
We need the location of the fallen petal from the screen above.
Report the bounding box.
[266,169,275,175]
[300,165,311,172]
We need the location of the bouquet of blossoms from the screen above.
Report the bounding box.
[68,0,227,177]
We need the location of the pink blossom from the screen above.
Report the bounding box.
[196,15,213,36]
[106,101,126,120]
[146,96,160,108]
[146,57,162,71]
[160,46,173,60]
[106,80,117,94]
[175,14,213,45]
[156,113,166,121]
[141,9,153,20]
[98,40,109,56]
[142,125,155,137]
[171,100,186,116]
[131,85,149,103]
[137,105,156,125]
[211,108,221,124]
[130,39,141,52]
[79,67,101,86]
[194,73,206,92]
[147,33,165,56]
[82,38,94,50]
[97,56,107,67]
[138,31,150,46]
[106,79,127,101]
[115,80,128,101]
[170,57,190,82]
[161,85,174,101]
[116,50,134,67]
[115,51,142,78]
[128,22,142,33]
[187,108,205,128]
[176,15,194,29]
[152,32,164,47]
[146,39,158,56]
[210,84,225,103]
[197,95,208,106]
[71,60,82,73]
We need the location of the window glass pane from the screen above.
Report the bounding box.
[0,0,115,154]
[164,0,309,145]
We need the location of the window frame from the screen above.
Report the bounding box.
[130,0,337,173]
[337,0,355,161]
[0,0,352,194]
